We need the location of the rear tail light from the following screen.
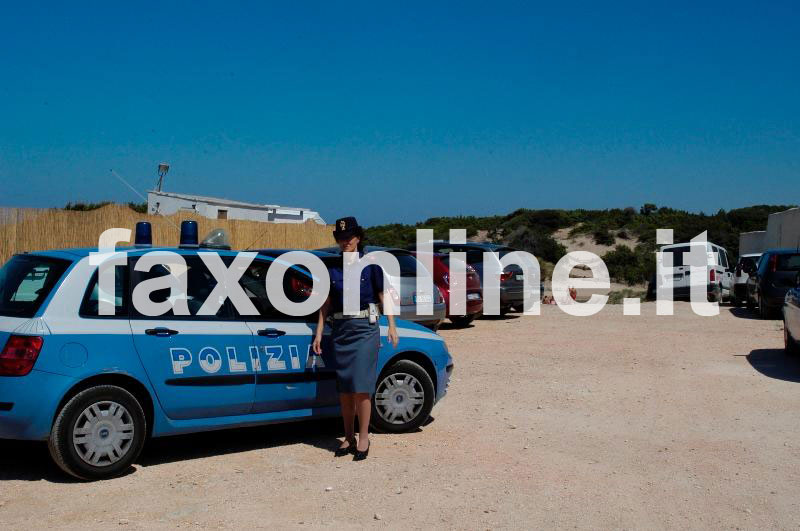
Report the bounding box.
[500,271,514,282]
[0,335,44,376]
[768,254,778,273]
[709,269,716,282]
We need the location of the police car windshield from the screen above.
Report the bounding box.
[0,255,70,318]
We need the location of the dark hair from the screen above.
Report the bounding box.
[356,227,366,253]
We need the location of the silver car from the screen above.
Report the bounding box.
[316,246,447,330]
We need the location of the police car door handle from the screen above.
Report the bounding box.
[145,327,180,337]
[257,328,286,338]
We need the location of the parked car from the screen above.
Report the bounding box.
[0,246,453,480]
[410,242,542,314]
[747,249,800,319]
[655,241,733,302]
[315,246,447,330]
[411,252,483,327]
[732,253,761,306]
[783,271,800,355]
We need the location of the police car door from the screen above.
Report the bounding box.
[237,258,336,413]
[128,253,255,420]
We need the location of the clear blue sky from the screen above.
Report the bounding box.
[0,1,797,226]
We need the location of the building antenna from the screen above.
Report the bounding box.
[110,169,180,232]
[156,163,169,192]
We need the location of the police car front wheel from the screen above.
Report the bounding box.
[48,385,147,481]
[371,360,435,433]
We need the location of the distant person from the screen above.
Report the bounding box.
[312,216,399,461]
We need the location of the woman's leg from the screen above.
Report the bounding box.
[339,393,356,448]
[354,393,371,451]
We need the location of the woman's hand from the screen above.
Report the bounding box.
[312,333,323,355]
[387,325,399,349]
[313,296,330,356]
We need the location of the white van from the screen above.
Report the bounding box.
[656,242,733,302]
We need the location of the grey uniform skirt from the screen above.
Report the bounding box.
[331,317,380,395]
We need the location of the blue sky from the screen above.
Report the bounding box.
[0,1,797,226]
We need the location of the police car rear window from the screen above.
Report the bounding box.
[0,255,70,318]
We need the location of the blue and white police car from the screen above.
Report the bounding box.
[0,224,453,480]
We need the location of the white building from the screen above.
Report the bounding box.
[147,190,326,225]
[739,207,800,255]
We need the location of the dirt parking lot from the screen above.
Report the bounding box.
[1,303,798,529]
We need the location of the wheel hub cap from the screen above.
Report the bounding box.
[375,373,425,425]
[72,401,135,467]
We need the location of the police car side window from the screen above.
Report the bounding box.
[237,260,314,321]
[79,266,128,318]
[130,256,230,319]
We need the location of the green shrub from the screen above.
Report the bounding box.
[602,245,654,286]
[63,201,112,211]
[607,289,647,304]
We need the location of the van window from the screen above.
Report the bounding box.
[0,255,70,318]
[663,246,690,267]
[718,249,728,268]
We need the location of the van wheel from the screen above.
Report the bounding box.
[785,321,800,355]
[371,360,434,434]
[48,385,146,481]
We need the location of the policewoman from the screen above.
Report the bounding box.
[312,217,398,461]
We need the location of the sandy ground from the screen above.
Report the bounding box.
[1,303,799,529]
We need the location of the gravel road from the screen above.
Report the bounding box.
[1,303,798,529]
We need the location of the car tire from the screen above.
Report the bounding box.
[786,320,800,356]
[371,360,435,434]
[449,315,475,328]
[48,385,147,481]
[758,294,770,320]
[707,286,721,303]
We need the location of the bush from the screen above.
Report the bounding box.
[607,289,647,304]
[127,202,148,214]
[592,227,615,246]
[64,201,112,211]
[602,245,653,286]
[504,229,567,264]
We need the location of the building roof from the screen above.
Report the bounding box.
[147,190,316,213]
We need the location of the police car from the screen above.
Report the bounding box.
[0,223,453,480]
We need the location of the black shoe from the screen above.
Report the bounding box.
[353,442,370,461]
[334,440,355,457]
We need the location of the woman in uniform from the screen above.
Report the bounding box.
[311,216,398,461]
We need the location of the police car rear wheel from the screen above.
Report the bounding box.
[371,360,434,433]
[48,385,146,481]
